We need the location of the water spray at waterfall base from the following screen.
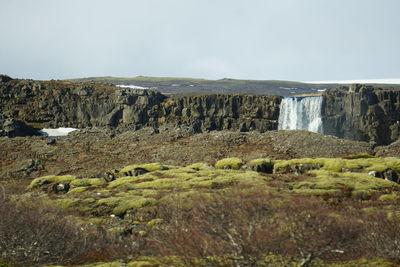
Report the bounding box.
[278,96,323,134]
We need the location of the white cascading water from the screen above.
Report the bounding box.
[278,96,323,133]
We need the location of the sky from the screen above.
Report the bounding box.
[0,0,399,81]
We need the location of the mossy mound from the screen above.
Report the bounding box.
[291,170,400,196]
[186,162,213,170]
[70,178,104,187]
[28,175,76,189]
[24,163,273,223]
[274,157,400,173]
[22,157,400,253]
[214,157,244,169]
[25,158,400,221]
[248,158,274,173]
[119,163,168,173]
[44,256,398,267]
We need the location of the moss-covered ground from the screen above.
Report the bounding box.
[13,156,400,266]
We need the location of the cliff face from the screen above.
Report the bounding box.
[0,77,281,133]
[322,84,400,145]
[0,78,166,129]
[159,94,281,132]
[3,76,399,145]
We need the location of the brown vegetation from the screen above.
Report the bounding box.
[0,199,131,267]
[144,186,400,266]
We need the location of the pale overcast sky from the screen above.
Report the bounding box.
[0,0,399,81]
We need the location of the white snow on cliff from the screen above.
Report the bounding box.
[305,79,400,84]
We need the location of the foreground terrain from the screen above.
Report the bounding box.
[1,129,400,266]
[0,129,377,180]
[2,76,400,266]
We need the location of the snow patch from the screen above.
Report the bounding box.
[39,127,78,138]
[117,84,149,89]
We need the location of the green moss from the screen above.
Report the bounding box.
[162,168,198,176]
[107,176,154,189]
[127,168,269,190]
[140,189,160,197]
[186,162,213,170]
[67,187,88,194]
[70,178,104,187]
[0,259,16,267]
[95,189,111,196]
[119,163,168,173]
[364,157,400,172]
[86,217,106,225]
[379,193,399,201]
[28,175,76,189]
[127,260,154,267]
[107,227,125,235]
[274,158,325,171]
[274,157,400,173]
[55,198,80,209]
[98,197,124,207]
[130,177,186,190]
[146,218,164,228]
[308,170,398,191]
[215,157,244,170]
[112,197,158,216]
[292,188,341,196]
[248,158,274,166]
[328,258,398,266]
[362,207,377,214]
[289,170,399,197]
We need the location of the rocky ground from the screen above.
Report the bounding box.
[0,128,375,181]
[2,128,400,267]
[375,139,400,157]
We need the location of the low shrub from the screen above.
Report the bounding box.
[0,199,130,266]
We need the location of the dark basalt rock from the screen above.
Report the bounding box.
[0,74,12,83]
[369,169,400,184]
[2,76,400,146]
[0,114,41,137]
[0,77,282,133]
[322,84,400,145]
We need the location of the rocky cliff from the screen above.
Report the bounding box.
[0,76,281,134]
[322,84,400,145]
[159,94,281,132]
[2,75,400,145]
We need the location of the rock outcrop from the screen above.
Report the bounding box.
[0,78,166,129]
[0,114,40,137]
[0,77,281,133]
[322,84,400,145]
[159,94,281,132]
[2,76,400,145]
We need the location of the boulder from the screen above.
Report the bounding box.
[0,74,12,83]
[0,114,40,137]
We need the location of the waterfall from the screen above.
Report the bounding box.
[278,96,323,133]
